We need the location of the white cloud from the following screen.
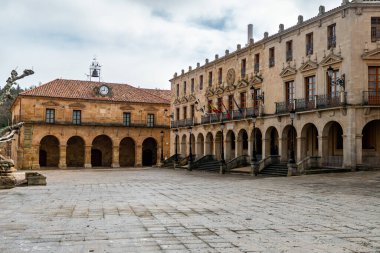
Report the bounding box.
[0,0,341,90]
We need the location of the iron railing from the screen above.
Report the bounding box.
[200,107,259,125]
[322,156,343,168]
[328,36,336,49]
[254,63,260,73]
[171,118,194,128]
[18,120,169,128]
[286,51,293,62]
[306,44,313,55]
[275,101,294,114]
[226,155,250,172]
[363,91,380,105]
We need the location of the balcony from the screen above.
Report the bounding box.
[275,94,345,114]
[328,36,336,49]
[254,63,260,73]
[286,51,293,62]
[171,118,194,128]
[306,44,313,55]
[200,107,259,125]
[363,91,380,105]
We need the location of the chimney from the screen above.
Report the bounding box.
[189,66,192,71]
[196,62,200,68]
[215,54,219,60]
[298,15,303,25]
[279,24,284,32]
[247,24,253,44]
[318,5,325,16]
[237,44,241,50]
[181,69,184,75]
[205,58,209,64]
[264,32,269,39]
[225,49,229,56]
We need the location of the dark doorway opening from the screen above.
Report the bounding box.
[142,138,157,166]
[39,150,47,167]
[91,149,102,167]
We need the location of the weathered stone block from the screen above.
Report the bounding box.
[26,172,47,186]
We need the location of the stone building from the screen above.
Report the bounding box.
[11,79,171,169]
[169,0,380,173]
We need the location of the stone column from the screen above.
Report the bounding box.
[112,146,120,168]
[262,138,270,159]
[343,134,356,170]
[136,145,142,167]
[84,145,92,168]
[297,137,306,161]
[318,136,328,165]
[356,134,363,165]
[58,145,67,169]
[279,138,286,162]
[31,145,40,170]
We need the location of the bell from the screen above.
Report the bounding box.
[91,69,99,78]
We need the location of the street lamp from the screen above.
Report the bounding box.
[220,121,225,174]
[251,115,257,163]
[289,109,296,164]
[160,130,164,163]
[327,65,345,90]
[188,126,193,171]
[174,129,178,163]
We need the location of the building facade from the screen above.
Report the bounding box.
[11,79,171,169]
[170,0,380,171]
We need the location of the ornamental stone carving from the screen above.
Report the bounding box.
[226,68,236,86]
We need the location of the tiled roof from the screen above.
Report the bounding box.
[20,79,171,104]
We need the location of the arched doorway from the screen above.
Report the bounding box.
[322,121,343,167]
[196,133,205,158]
[66,136,85,167]
[119,137,135,167]
[362,120,380,166]
[39,135,59,167]
[205,132,214,155]
[91,135,112,167]
[142,138,157,166]
[181,135,187,157]
[265,127,279,156]
[281,125,297,162]
[300,123,318,159]
[226,130,236,161]
[237,129,248,157]
[190,134,195,158]
[251,128,263,161]
[215,131,223,160]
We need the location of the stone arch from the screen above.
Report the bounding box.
[66,136,85,167]
[226,130,236,161]
[281,125,298,162]
[264,126,279,156]
[119,137,135,167]
[39,135,60,167]
[300,123,319,159]
[181,134,187,157]
[237,129,249,156]
[362,120,380,166]
[142,137,157,166]
[196,133,205,157]
[91,135,113,167]
[205,132,214,155]
[250,128,263,160]
[322,121,344,167]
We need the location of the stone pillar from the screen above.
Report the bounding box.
[318,136,328,165]
[84,145,92,168]
[31,145,40,170]
[343,134,356,170]
[297,137,306,161]
[279,138,286,162]
[356,134,363,165]
[136,145,142,167]
[58,145,67,169]
[112,146,120,168]
[262,138,270,159]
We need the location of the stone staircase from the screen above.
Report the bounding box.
[260,162,288,177]
[193,160,220,172]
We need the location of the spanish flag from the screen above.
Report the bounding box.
[208,101,221,113]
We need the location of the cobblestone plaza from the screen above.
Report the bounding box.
[0,169,379,253]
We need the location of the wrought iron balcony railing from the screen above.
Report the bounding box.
[171,118,194,128]
[286,51,293,62]
[363,91,380,105]
[199,107,259,125]
[254,63,260,73]
[328,36,336,49]
[16,120,169,128]
[306,44,313,55]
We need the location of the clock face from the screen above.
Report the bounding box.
[226,68,235,85]
[99,85,109,95]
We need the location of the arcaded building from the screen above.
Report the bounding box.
[170,0,380,172]
[11,79,171,169]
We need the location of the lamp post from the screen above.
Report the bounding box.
[174,129,178,163]
[220,121,225,174]
[160,130,164,164]
[289,109,296,164]
[251,114,258,176]
[188,126,193,171]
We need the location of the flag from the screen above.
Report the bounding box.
[221,101,231,119]
[232,96,243,114]
[208,101,221,113]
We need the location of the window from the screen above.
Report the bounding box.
[253,89,260,109]
[327,24,336,49]
[147,114,154,127]
[218,68,222,85]
[208,100,213,113]
[73,110,81,125]
[191,78,194,93]
[176,108,180,121]
[45,109,55,123]
[286,40,293,62]
[123,112,131,126]
[183,81,187,95]
[306,33,313,55]
[371,17,380,42]
[254,54,260,73]
[327,69,340,98]
[199,75,204,90]
[176,84,179,97]
[285,81,295,103]
[240,92,246,109]
[269,47,275,67]
[228,95,234,111]
[183,106,187,119]
[241,59,246,78]
[208,71,213,87]
[305,76,316,101]
[368,66,380,104]
[191,105,195,118]
[217,97,223,112]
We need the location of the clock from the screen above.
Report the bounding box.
[99,85,109,96]
[226,68,235,86]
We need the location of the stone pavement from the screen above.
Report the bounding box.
[0,168,379,253]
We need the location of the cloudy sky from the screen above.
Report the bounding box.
[0,0,342,90]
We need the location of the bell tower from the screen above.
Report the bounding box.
[89,57,101,81]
